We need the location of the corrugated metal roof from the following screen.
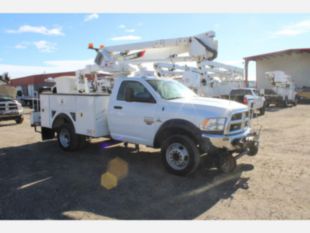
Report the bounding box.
[244,48,310,62]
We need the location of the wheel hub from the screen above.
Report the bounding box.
[166,143,189,170]
[59,128,70,148]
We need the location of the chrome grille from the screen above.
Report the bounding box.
[8,103,17,110]
[228,111,250,134]
[0,103,5,111]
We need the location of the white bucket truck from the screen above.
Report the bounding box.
[31,32,259,176]
[265,71,297,107]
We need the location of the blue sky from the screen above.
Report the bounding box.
[0,14,310,78]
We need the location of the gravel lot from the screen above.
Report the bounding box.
[0,105,309,220]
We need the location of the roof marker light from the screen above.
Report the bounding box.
[88,43,94,49]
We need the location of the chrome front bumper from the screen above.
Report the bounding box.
[0,110,23,119]
[202,127,256,151]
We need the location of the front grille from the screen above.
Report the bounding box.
[8,103,17,110]
[0,103,5,111]
[228,111,249,134]
[230,123,241,131]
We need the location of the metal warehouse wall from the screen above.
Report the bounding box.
[256,53,310,89]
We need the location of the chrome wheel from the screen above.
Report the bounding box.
[165,142,190,170]
[59,128,70,148]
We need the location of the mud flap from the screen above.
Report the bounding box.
[42,127,55,140]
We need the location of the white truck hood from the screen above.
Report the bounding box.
[168,96,248,118]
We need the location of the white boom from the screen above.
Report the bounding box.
[153,60,244,97]
[67,31,243,97]
[71,31,218,93]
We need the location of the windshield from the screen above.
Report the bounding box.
[147,79,197,100]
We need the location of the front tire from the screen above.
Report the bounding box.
[57,123,80,151]
[259,106,265,115]
[247,141,259,156]
[161,135,200,176]
[15,116,24,124]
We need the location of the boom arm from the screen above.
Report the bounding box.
[92,31,218,76]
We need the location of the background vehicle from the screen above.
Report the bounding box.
[0,73,24,124]
[296,86,310,103]
[265,71,297,107]
[31,31,260,176]
[263,89,284,107]
[0,95,24,124]
[16,90,40,108]
[229,88,266,116]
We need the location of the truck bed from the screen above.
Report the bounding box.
[39,93,110,137]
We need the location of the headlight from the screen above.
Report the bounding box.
[200,117,226,133]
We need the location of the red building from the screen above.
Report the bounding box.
[10,71,109,97]
[10,71,76,96]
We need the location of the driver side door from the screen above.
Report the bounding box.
[108,80,161,146]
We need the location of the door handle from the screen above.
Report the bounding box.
[114,106,123,110]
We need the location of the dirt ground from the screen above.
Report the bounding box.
[0,105,309,220]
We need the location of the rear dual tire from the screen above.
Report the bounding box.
[57,123,87,151]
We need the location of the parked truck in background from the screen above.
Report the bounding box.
[0,73,24,124]
[0,95,24,124]
[229,88,266,116]
[265,71,297,107]
[263,89,285,107]
[16,90,40,109]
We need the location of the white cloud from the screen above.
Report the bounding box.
[110,35,141,41]
[6,25,64,36]
[15,43,28,49]
[0,59,93,78]
[84,13,99,22]
[125,28,136,33]
[33,40,56,53]
[118,24,137,33]
[272,19,310,37]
